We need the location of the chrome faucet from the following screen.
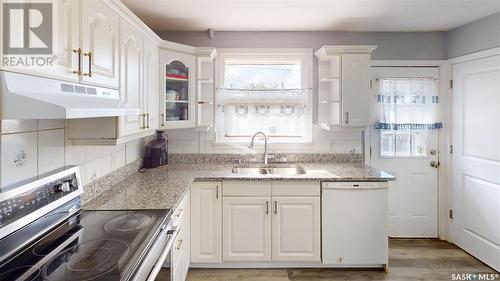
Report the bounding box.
[248,132,273,164]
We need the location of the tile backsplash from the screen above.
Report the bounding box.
[166,126,363,154]
[0,119,146,189]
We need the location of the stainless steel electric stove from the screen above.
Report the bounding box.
[0,166,176,281]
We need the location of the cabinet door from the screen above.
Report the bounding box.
[191,182,222,263]
[341,54,371,127]
[272,197,320,261]
[0,0,80,81]
[223,197,271,262]
[159,49,196,129]
[81,0,119,88]
[118,20,143,137]
[143,39,159,131]
[51,0,80,81]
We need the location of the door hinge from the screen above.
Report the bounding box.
[450,79,453,89]
[449,209,453,219]
[450,145,454,154]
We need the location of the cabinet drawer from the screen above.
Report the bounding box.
[272,181,320,197]
[223,181,271,197]
[172,191,189,227]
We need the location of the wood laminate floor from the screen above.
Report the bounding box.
[159,239,499,281]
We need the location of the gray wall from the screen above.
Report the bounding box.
[158,31,446,60]
[445,12,500,59]
[158,12,500,60]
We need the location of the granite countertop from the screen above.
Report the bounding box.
[82,162,394,211]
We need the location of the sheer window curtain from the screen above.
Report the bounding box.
[375,78,442,130]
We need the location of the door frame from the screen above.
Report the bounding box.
[370,60,452,241]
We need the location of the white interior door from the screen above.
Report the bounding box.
[451,54,500,271]
[370,67,439,237]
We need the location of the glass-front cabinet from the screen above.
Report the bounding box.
[159,49,196,129]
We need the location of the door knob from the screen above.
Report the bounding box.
[430,161,440,168]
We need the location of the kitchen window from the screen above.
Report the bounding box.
[215,49,313,143]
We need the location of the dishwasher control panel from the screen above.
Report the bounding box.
[322,182,388,189]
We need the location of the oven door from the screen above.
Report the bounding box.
[130,223,179,281]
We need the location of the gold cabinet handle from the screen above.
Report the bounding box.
[83,51,92,77]
[265,201,269,215]
[72,48,82,75]
[175,208,183,218]
[176,239,183,250]
[140,114,145,129]
[146,113,150,129]
[274,201,277,214]
[160,113,165,127]
[216,184,219,199]
[345,112,349,125]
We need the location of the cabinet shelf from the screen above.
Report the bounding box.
[197,101,213,105]
[166,100,189,103]
[166,76,188,82]
[198,78,213,83]
[319,123,341,130]
[319,77,340,82]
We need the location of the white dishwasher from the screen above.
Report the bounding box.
[322,181,388,268]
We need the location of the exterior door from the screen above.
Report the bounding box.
[272,197,320,262]
[81,0,119,88]
[191,182,222,263]
[222,197,271,262]
[370,67,439,237]
[451,54,500,271]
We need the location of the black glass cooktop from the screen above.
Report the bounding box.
[0,208,171,281]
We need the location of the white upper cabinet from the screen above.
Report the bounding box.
[315,46,376,129]
[195,48,217,129]
[341,54,371,127]
[143,39,159,132]
[80,0,120,88]
[159,49,196,129]
[118,20,143,137]
[51,0,80,81]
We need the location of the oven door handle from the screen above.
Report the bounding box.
[146,225,179,281]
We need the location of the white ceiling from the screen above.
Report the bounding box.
[121,0,500,32]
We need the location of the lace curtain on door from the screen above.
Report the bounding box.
[375,78,442,130]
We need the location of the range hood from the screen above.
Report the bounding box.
[0,71,140,119]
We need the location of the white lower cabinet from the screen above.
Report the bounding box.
[272,197,321,262]
[171,191,190,281]
[190,181,222,263]
[222,197,272,261]
[190,181,321,264]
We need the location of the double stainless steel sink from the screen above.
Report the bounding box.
[231,166,307,175]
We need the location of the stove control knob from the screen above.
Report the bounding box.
[54,182,71,193]
[61,182,71,192]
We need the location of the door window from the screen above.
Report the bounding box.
[375,78,440,157]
